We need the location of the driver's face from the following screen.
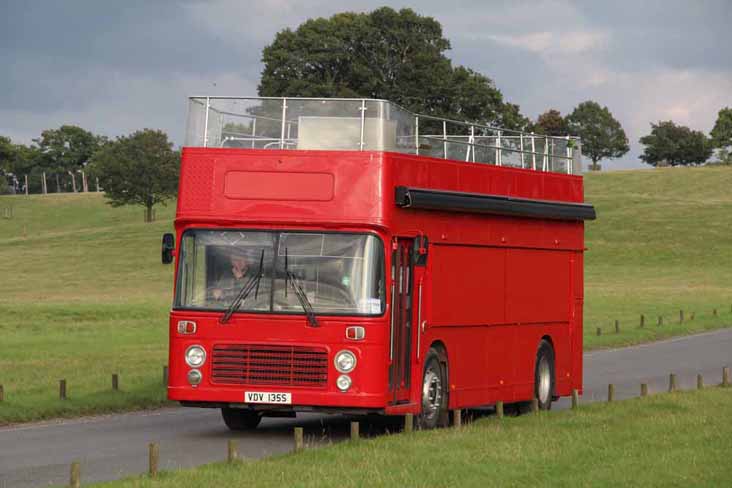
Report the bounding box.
[230,256,249,279]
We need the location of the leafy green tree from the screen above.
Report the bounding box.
[566,101,629,171]
[639,121,713,167]
[532,109,569,136]
[90,129,179,222]
[710,107,732,163]
[259,7,527,129]
[33,125,102,192]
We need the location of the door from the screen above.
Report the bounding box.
[390,238,413,403]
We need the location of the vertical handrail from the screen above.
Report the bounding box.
[359,99,366,151]
[442,120,448,159]
[279,98,288,149]
[566,136,572,174]
[203,96,210,148]
[496,130,502,166]
[520,133,525,168]
[531,134,537,170]
[251,119,256,149]
[470,125,475,162]
[543,136,549,171]
[415,116,420,155]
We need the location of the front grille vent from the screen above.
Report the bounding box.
[211,344,328,388]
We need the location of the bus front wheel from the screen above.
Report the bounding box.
[221,408,262,430]
[418,348,448,429]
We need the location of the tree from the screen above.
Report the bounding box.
[90,129,179,222]
[710,107,732,163]
[33,125,102,192]
[639,121,713,167]
[532,109,569,136]
[566,101,629,171]
[259,7,527,129]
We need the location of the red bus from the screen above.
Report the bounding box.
[163,97,595,430]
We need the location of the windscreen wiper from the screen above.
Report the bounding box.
[219,249,265,325]
[285,248,319,327]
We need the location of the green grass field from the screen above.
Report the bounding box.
[0,166,731,425]
[93,387,732,487]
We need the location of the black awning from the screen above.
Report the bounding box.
[395,186,596,221]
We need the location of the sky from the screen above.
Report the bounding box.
[1,0,731,170]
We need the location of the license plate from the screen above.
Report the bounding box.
[245,391,292,404]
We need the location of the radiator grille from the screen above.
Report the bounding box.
[211,344,328,387]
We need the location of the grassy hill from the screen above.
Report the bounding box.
[0,166,731,424]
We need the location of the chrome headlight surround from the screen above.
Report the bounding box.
[334,350,357,373]
[185,345,206,368]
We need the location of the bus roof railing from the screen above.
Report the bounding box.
[185,96,582,175]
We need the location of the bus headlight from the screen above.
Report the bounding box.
[336,374,352,392]
[185,345,206,367]
[187,369,202,385]
[334,350,357,373]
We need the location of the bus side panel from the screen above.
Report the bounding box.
[429,244,512,407]
[506,249,572,399]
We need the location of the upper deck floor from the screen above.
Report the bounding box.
[185,97,582,175]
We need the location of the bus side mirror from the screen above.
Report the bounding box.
[162,233,175,264]
[413,235,428,266]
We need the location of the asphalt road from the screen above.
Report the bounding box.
[2,328,731,488]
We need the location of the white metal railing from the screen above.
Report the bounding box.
[185,96,582,175]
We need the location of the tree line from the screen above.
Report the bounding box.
[0,127,179,222]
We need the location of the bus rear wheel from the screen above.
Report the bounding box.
[534,340,555,410]
[418,348,447,429]
[221,408,262,430]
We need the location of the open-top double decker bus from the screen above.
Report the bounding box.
[162,97,595,430]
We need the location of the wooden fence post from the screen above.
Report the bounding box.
[294,427,304,452]
[227,439,238,463]
[70,461,81,488]
[614,320,620,334]
[640,314,645,328]
[697,374,704,390]
[112,373,119,391]
[453,409,462,427]
[24,175,28,195]
[0,384,4,402]
[713,308,718,317]
[657,316,663,326]
[723,367,730,387]
[608,384,615,402]
[404,414,414,433]
[350,421,360,441]
[496,401,504,419]
[679,310,684,323]
[596,327,602,336]
[669,373,677,392]
[149,442,159,478]
[571,389,579,409]
[641,383,648,397]
[531,398,539,413]
[59,379,67,400]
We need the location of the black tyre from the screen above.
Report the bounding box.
[418,348,448,429]
[534,340,555,410]
[221,408,262,431]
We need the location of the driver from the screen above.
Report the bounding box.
[211,249,252,301]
